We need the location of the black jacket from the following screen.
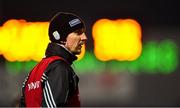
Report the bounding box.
[20,43,80,107]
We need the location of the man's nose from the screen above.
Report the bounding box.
[81,33,87,41]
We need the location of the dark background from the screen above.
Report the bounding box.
[1,0,180,48]
[0,0,180,106]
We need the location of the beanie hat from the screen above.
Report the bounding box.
[48,12,85,43]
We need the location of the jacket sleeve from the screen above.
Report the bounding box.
[42,62,70,107]
[19,75,29,107]
[19,93,25,107]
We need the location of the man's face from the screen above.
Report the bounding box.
[64,28,87,55]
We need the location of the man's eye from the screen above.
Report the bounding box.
[77,32,83,35]
[75,28,85,35]
[75,31,82,35]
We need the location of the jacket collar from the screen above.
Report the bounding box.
[45,42,77,64]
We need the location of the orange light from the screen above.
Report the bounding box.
[92,19,142,61]
[0,19,85,61]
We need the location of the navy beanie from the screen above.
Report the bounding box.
[48,12,85,43]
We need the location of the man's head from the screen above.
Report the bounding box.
[48,12,87,55]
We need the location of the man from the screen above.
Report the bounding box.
[19,12,87,107]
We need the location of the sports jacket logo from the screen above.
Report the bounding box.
[28,81,40,91]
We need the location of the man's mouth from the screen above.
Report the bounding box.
[79,43,84,48]
[78,45,82,49]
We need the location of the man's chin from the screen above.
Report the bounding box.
[73,50,81,55]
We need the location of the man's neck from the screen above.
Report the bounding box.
[56,43,74,55]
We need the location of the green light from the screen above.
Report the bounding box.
[108,61,127,73]
[128,60,140,74]
[108,60,140,74]
[23,60,37,72]
[74,51,106,74]
[157,39,178,74]
[6,61,23,75]
[139,41,158,74]
[5,39,179,75]
[5,60,37,74]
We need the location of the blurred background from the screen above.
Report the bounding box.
[0,0,180,107]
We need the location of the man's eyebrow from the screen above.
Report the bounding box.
[74,28,85,34]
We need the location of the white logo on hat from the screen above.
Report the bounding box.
[53,31,60,40]
[69,18,81,27]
